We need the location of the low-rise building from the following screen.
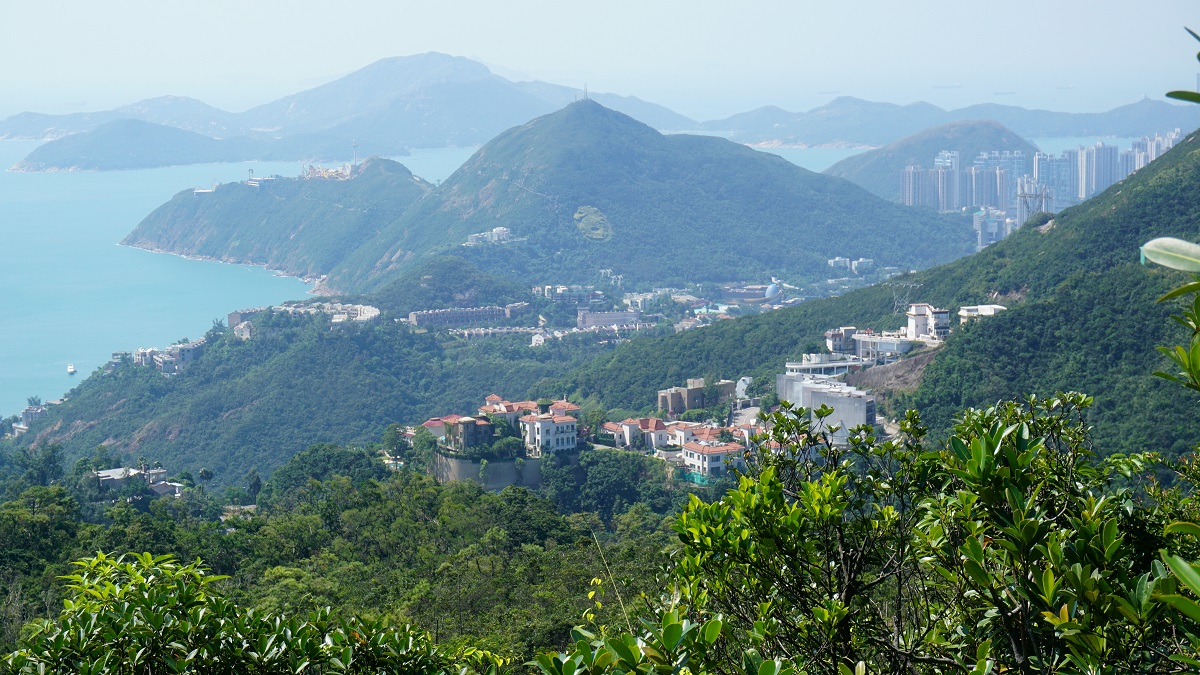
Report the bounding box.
[657,378,737,415]
[444,416,493,453]
[154,353,178,375]
[577,309,641,329]
[958,304,1008,323]
[905,303,951,340]
[775,373,877,446]
[825,326,860,354]
[21,405,47,427]
[781,354,869,378]
[519,413,578,457]
[681,440,746,478]
[851,331,916,363]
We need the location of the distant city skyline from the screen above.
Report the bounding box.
[2,0,1199,122]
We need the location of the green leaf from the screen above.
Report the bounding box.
[1157,281,1200,303]
[1142,237,1200,272]
[1167,91,1200,104]
[1166,521,1200,538]
[1163,553,1200,595]
[1159,594,1200,622]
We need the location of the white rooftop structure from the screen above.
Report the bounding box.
[958,304,1008,324]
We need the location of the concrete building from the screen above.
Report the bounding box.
[681,440,746,478]
[775,374,877,446]
[153,353,178,375]
[905,303,950,340]
[657,378,736,415]
[825,326,860,354]
[133,348,158,366]
[20,405,47,427]
[577,309,641,329]
[443,416,493,453]
[519,413,578,457]
[613,417,670,449]
[958,304,1008,323]
[777,355,869,397]
[851,331,915,362]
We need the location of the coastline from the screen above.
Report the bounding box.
[119,242,329,296]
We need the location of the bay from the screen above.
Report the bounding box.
[0,142,316,418]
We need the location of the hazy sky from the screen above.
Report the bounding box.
[3,0,1199,121]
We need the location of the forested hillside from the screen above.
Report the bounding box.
[124,157,432,279]
[327,100,974,291]
[8,313,612,485]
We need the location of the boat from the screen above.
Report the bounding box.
[67,363,76,375]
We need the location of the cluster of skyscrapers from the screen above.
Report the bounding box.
[902,130,1182,221]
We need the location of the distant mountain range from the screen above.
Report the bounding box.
[823,120,1040,201]
[126,100,975,293]
[4,52,1199,171]
[701,96,1200,146]
[2,53,695,170]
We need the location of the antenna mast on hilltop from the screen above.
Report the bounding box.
[352,140,358,171]
[583,83,588,100]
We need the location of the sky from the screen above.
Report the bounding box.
[2,0,1199,122]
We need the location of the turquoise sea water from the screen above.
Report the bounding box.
[0,142,318,417]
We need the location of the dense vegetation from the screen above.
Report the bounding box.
[124,157,432,279]
[3,312,612,486]
[824,119,1040,201]
[368,256,530,316]
[327,100,973,291]
[0,436,719,665]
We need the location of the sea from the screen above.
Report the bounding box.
[0,134,1128,418]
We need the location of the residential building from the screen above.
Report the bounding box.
[958,304,1008,323]
[615,417,670,449]
[153,353,178,375]
[681,440,746,478]
[905,303,950,340]
[851,331,916,362]
[780,354,869,378]
[443,416,493,453]
[477,395,579,426]
[577,309,641,329]
[519,413,578,457]
[133,348,158,366]
[657,378,736,415]
[20,405,47,426]
[825,326,860,354]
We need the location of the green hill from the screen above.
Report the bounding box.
[123,157,432,279]
[542,127,1200,460]
[823,120,1039,201]
[5,312,611,486]
[327,100,974,291]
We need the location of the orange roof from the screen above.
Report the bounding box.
[441,414,465,423]
[553,415,577,423]
[550,399,581,411]
[485,394,503,402]
[602,422,623,433]
[422,418,444,428]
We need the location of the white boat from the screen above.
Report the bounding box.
[67,363,76,375]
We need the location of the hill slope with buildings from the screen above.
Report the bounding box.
[543,125,1200,460]
[823,120,1040,201]
[326,100,975,291]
